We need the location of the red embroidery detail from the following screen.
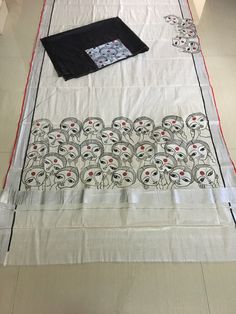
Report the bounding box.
[89,171,93,176]
[109,158,113,163]
[54,159,58,163]
[67,172,71,177]
[175,147,180,151]
[31,172,36,176]
[163,158,168,163]
[145,171,150,175]
[180,171,185,176]
[123,172,127,176]
[122,147,127,151]
[200,171,205,176]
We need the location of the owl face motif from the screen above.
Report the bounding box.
[162,116,184,133]
[178,27,196,38]
[137,166,160,187]
[87,47,101,59]
[23,166,46,188]
[55,167,79,189]
[47,129,68,148]
[81,166,103,187]
[133,117,155,135]
[60,117,82,137]
[172,36,188,47]
[43,153,66,174]
[153,153,177,173]
[58,142,80,162]
[99,154,121,173]
[179,18,194,29]
[187,140,210,162]
[164,15,181,25]
[186,113,208,131]
[100,47,117,58]
[32,119,52,138]
[111,167,136,188]
[193,165,218,188]
[96,57,108,66]
[83,117,104,136]
[111,117,133,135]
[27,142,49,160]
[135,142,156,160]
[112,142,134,162]
[111,39,122,49]
[97,127,122,145]
[151,127,173,144]
[81,140,104,161]
[169,166,193,187]
[165,140,187,162]
[183,41,200,53]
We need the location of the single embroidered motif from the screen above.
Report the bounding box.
[22,113,220,190]
[86,39,132,68]
[164,15,200,54]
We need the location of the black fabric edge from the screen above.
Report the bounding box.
[41,16,149,80]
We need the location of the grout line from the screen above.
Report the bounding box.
[200,262,212,314]
[11,267,20,314]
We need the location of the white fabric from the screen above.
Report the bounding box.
[1,0,236,264]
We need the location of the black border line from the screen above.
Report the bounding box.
[178,0,236,225]
[18,0,56,190]
[7,0,56,252]
[229,202,236,228]
[191,56,226,187]
[178,0,226,187]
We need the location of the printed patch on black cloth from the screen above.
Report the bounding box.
[86,39,132,68]
[21,113,222,191]
[41,17,149,80]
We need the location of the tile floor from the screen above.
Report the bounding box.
[0,0,236,313]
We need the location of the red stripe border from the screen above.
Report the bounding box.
[186,0,236,172]
[3,0,47,188]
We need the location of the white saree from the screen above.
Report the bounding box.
[0,0,236,264]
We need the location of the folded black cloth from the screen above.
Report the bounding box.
[41,17,149,80]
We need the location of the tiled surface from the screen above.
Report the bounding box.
[0,0,236,313]
[202,263,236,314]
[0,266,18,314]
[12,264,209,314]
[196,0,236,57]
